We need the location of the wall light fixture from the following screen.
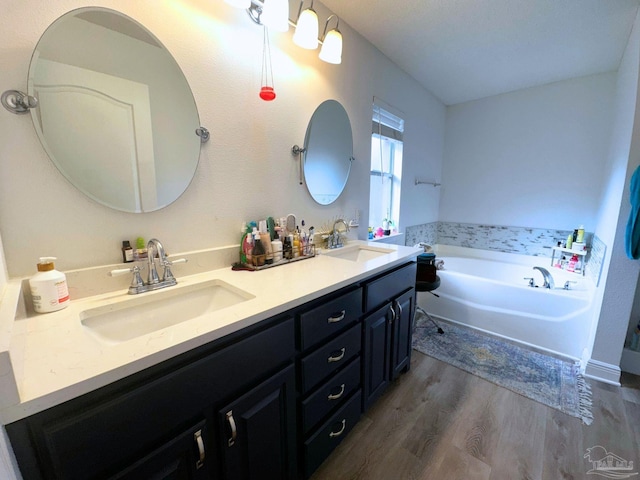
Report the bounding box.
[292,0,318,49]
[318,14,342,64]
[224,0,343,64]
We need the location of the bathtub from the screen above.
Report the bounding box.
[417,246,595,360]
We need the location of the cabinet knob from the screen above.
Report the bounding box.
[327,384,346,401]
[327,348,346,363]
[327,310,346,324]
[329,419,346,438]
[194,429,205,469]
[225,410,237,447]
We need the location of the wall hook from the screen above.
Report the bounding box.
[195,127,210,143]
[1,90,38,115]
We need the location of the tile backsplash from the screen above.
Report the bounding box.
[405,221,606,285]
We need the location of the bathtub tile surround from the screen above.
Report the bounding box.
[406,221,606,285]
[404,222,438,247]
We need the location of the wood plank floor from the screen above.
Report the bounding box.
[310,352,640,480]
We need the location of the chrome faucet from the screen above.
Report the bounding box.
[533,266,555,289]
[109,238,187,294]
[147,238,166,285]
[329,219,349,249]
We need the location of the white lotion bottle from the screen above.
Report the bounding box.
[29,257,70,313]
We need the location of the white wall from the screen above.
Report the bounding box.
[587,8,640,382]
[440,73,616,230]
[0,0,445,278]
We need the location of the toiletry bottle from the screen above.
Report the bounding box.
[260,231,273,265]
[283,236,292,260]
[271,237,283,263]
[566,234,573,250]
[29,257,70,313]
[244,231,253,264]
[567,254,579,273]
[576,225,585,244]
[293,231,300,258]
[122,241,134,263]
[251,232,266,266]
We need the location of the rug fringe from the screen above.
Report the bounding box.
[575,363,593,425]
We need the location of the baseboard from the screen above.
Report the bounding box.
[585,359,621,386]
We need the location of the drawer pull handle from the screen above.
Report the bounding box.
[329,419,346,438]
[328,384,346,401]
[194,429,205,469]
[396,301,403,320]
[389,304,396,324]
[226,410,237,447]
[328,310,346,324]
[328,348,346,363]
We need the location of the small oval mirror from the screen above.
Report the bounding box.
[303,100,353,205]
[28,7,202,213]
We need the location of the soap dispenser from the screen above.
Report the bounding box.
[29,257,70,313]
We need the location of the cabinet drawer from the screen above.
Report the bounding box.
[301,357,361,434]
[300,323,361,393]
[299,287,362,350]
[364,262,416,311]
[303,390,362,479]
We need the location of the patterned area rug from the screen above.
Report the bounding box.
[412,314,593,425]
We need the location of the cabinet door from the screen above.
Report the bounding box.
[390,289,415,380]
[110,420,211,480]
[219,365,296,480]
[362,302,393,411]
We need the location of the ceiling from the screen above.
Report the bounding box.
[319,0,640,105]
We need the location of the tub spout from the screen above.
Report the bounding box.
[533,266,555,289]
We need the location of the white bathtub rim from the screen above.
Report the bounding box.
[430,245,595,294]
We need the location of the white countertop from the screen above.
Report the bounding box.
[0,241,421,423]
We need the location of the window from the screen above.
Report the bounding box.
[369,103,404,235]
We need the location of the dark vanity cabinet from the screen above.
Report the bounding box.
[6,316,297,480]
[6,261,417,480]
[362,263,417,411]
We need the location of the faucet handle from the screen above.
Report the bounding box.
[162,257,187,282]
[523,277,536,287]
[109,265,145,290]
[564,280,578,290]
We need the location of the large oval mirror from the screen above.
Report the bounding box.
[303,100,353,205]
[28,7,202,213]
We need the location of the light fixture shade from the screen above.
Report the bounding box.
[319,28,342,64]
[293,8,319,49]
[224,0,251,8]
[262,0,289,32]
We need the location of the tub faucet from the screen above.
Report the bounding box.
[533,266,555,289]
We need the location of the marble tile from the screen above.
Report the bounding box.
[405,222,606,284]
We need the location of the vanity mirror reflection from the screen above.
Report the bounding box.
[303,100,353,205]
[27,7,204,213]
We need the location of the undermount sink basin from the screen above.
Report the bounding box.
[81,280,254,344]
[323,245,394,262]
